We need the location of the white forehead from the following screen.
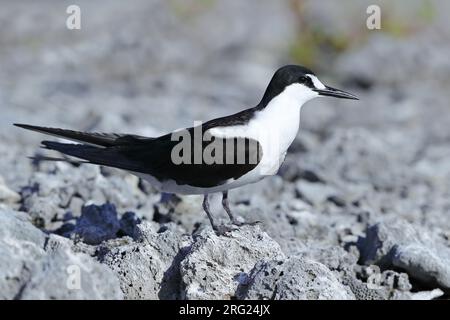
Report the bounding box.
[306,74,326,90]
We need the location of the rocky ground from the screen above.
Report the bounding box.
[1,0,450,299]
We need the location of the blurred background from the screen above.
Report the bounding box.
[1,0,450,245]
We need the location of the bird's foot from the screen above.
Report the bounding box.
[230,219,262,227]
[213,224,238,236]
[212,221,262,236]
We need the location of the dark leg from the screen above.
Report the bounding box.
[222,191,243,226]
[203,194,235,235]
[202,194,218,231]
[222,191,261,226]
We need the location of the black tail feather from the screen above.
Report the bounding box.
[16,123,156,173]
[14,123,126,147]
[41,140,101,160]
[40,140,147,172]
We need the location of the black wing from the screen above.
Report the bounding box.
[17,123,262,188]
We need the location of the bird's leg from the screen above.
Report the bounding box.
[202,194,218,230]
[203,194,234,236]
[222,191,243,226]
[222,191,260,226]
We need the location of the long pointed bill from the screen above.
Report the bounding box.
[314,85,359,100]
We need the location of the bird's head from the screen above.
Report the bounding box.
[260,65,358,107]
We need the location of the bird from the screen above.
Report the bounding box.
[14,65,358,235]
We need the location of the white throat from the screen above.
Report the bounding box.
[207,82,320,178]
[253,83,317,153]
[209,83,319,154]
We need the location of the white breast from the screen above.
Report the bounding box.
[208,83,315,186]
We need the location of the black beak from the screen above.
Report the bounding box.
[314,85,359,100]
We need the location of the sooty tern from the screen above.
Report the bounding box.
[15,65,358,235]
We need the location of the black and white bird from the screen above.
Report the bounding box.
[15,65,358,235]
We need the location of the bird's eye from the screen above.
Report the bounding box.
[299,76,314,88]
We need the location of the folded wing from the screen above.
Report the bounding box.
[16,124,263,188]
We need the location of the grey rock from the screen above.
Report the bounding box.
[356,265,412,292]
[21,164,156,230]
[101,221,190,299]
[72,203,121,245]
[0,237,43,299]
[295,181,337,206]
[343,268,442,300]
[58,203,142,245]
[180,225,284,300]
[119,211,142,240]
[408,289,444,300]
[296,245,359,272]
[0,208,122,299]
[0,145,34,191]
[155,194,204,232]
[0,207,47,247]
[292,246,420,300]
[238,256,355,300]
[346,265,414,300]
[21,192,65,229]
[0,208,47,299]
[341,274,387,300]
[0,176,20,205]
[19,235,123,300]
[357,219,450,291]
